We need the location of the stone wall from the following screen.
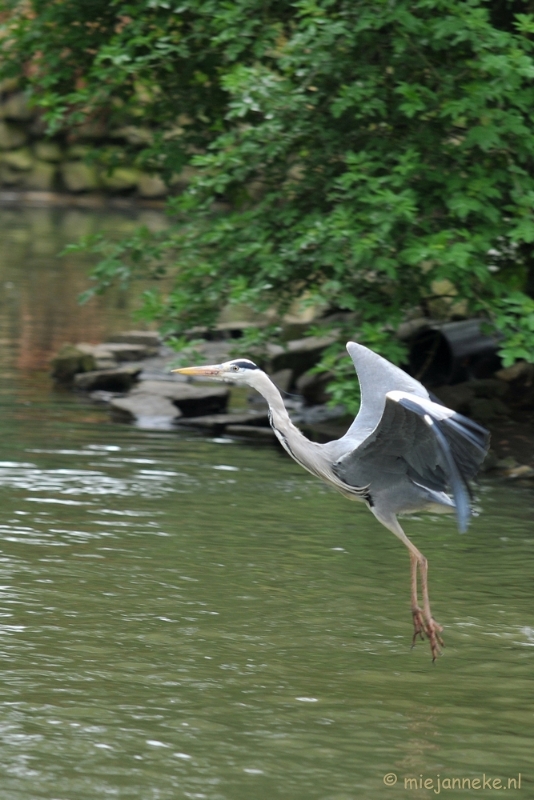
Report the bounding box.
[0,83,188,199]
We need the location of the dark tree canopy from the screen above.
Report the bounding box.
[3,0,534,403]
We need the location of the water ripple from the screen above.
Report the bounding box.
[0,463,194,498]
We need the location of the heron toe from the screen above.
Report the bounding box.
[411,607,426,645]
[426,618,444,661]
[411,608,444,660]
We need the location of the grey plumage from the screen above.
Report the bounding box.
[174,341,490,660]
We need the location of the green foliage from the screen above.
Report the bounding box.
[491,292,534,367]
[4,0,534,405]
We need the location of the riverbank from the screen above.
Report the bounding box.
[49,329,534,480]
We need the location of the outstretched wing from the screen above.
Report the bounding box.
[339,342,430,448]
[333,391,490,532]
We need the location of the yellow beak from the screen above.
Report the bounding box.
[172,364,223,378]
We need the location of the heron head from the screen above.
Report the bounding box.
[172,358,261,384]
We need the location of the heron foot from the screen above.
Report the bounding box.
[411,607,425,645]
[425,617,444,662]
[411,607,444,661]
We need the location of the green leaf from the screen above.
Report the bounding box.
[5,0,534,404]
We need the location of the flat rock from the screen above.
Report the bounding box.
[224,424,276,439]
[110,393,182,428]
[99,342,158,361]
[296,370,332,405]
[106,331,161,347]
[74,343,121,370]
[89,390,122,404]
[131,380,229,415]
[177,411,269,430]
[268,335,337,378]
[74,366,141,392]
[76,342,115,356]
[94,358,117,370]
[75,341,158,365]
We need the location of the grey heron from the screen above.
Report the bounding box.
[174,341,489,660]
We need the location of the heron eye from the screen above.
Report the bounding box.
[231,364,239,372]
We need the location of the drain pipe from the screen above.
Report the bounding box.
[407,319,502,386]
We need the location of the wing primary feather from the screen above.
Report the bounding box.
[397,396,472,533]
[442,415,489,454]
[428,421,471,532]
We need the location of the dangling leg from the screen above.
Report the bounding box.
[416,548,444,659]
[373,510,443,660]
[402,534,444,660]
[410,551,425,645]
[410,549,444,659]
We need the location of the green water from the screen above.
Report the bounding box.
[0,208,533,799]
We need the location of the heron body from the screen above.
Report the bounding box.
[175,342,490,660]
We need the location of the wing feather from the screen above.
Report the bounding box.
[333,392,490,532]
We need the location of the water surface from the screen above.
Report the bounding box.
[0,207,532,799]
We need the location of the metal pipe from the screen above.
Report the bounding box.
[408,320,501,386]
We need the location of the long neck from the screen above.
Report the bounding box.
[251,371,307,444]
[250,371,339,487]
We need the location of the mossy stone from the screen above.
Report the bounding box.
[50,344,97,383]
